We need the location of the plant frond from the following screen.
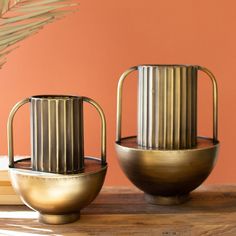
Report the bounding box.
[0,0,78,69]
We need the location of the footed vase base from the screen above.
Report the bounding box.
[144,193,190,205]
[39,212,80,224]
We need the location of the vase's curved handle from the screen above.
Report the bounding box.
[7,98,30,168]
[83,97,107,165]
[198,66,218,143]
[116,66,138,142]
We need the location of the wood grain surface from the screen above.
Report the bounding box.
[0,185,235,235]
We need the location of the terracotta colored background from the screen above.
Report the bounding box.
[0,0,235,186]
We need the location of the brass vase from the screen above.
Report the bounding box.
[115,65,219,205]
[7,95,107,224]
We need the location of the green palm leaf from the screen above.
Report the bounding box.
[0,0,78,68]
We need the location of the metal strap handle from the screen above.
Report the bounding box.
[116,66,219,144]
[116,66,138,142]
[8,96,107,168]
[7,98,30,167]
[83,97,107,165]
[198,66,218,142]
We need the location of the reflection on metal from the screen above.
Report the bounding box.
[8,95,107,173]
[30,96,84,173]
[138,65,197,149]
[7,95,107,224]
[9,157,107,224]
[116,64,219,205]
[116,136,219,205]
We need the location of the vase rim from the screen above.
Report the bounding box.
[30,95,82,100]
[138,64,199,68]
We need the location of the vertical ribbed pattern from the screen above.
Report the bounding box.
[31,96,84,174]
[137,65,198,150]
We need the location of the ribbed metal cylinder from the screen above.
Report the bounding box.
[137,65,198,150]
[30,96,84,174]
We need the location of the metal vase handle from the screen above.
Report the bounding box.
[116,65,218,144]
[8,96,106,168]
[198,66,218,143]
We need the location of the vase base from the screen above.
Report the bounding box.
[39,212,80,224]
[144,193,190,205]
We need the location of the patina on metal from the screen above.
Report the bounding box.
[7,94,107,224]
[30,95,84,173]
[116,65,219,205]
[116,136,218,205]
[8,95,106,174]
[9,157,107,224]
[138,65,198,149]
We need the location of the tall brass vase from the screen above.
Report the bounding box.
[30,96,85,174]
[8,95,107,224]
[116,65,219,205]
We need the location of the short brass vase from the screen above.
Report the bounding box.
[115,65,219,205]
[7,95,107,224]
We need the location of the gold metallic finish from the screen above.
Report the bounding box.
[116,65,218,149]
[162,68,167,148]
[8,95,107,224]
[8,95,107,172]
[40,99,44,171]
[174,67,181,149]
[9,157,107,224]
[198,66,218,142]
[116,64,219,205]
[83,97,107,165]
[117,65,198,149]
[63,100,67,173]
[116,66,138,142]
[56,100,60,173]
[116,136,219,204]
[48,100,52,172]
[39,213,80,225]
[32,99,37,170]
[7,98,30,168]
[70,99,74,172]
[31,96,84,173]
[145,193,190,205]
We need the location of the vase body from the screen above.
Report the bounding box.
[30,95,84,173]
[137,65,198,149]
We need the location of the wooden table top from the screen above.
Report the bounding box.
[0,185,235,235]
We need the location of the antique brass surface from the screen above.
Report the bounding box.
[198,66,218,141]
[9,157,107,224]
[116,136,219,204]
[116,66,137,143]
[29,96,85,173]
[7,94,107,224]
[116,65,219,205]
[144,193,190,205]
[116,65,218,148]
[7,95,107,173]
[137,65,198,149]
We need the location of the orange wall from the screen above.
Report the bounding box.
[0,0,235,185]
